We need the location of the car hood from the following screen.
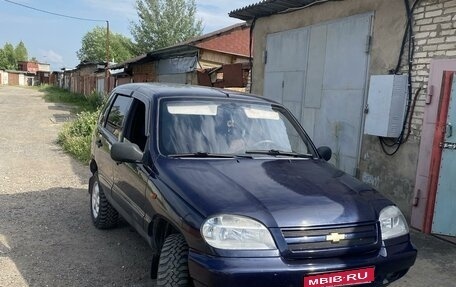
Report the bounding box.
[157,158,389,228]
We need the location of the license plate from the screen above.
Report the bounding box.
[304,267,375,287]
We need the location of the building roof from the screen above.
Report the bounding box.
[153,22,250,56]
[229,0,325,21]
[5,69,34,75]
[17,61,50,65]
[108,23,251,69]
[109,54,149,69]
[76,61,107,69]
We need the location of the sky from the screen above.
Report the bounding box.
[0,0,258,70]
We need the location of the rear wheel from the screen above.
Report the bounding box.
[157,234,190,287]
[89,172,119,229]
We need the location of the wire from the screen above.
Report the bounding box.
[3,0,107,22]
[379,0,421,156]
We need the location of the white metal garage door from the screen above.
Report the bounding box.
[264,13,372,175]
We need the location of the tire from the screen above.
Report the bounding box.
[157,234,190,287]
[89,172,119,229]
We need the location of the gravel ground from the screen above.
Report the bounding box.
[0,86,153,287]
[0,86,455,287]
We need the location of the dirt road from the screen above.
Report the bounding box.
[0,86,152,287]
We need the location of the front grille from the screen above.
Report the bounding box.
[280,222,380,259]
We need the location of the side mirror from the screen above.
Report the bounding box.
[317,146,332,161]
[111,142,143,163]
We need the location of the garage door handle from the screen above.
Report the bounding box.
[96,139,103,148]
[447,123,453,138]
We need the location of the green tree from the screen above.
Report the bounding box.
[0,49,7,69]
[130,0,203,54]
[1,43,17,70]
[77,26,135,63]
[15,41,28,62]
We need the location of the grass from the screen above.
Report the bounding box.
[39,85,103,112]
[39,85,104,164]
[57,110,99,164]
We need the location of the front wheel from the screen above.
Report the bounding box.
[157,234,190,287]
[89,172,119,229]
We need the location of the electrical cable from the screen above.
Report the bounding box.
[3,0,107,22]
[379,0,421,156]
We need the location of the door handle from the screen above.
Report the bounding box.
[447,123,453,138]
[96,139,103,148]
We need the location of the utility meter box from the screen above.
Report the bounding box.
[364,75,408,138]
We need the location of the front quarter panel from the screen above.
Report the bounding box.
[144,173,210,254]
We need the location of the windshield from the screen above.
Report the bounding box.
[158,98,316,157]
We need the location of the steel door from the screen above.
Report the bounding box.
[432,74,456,236]
[263,13,372,175]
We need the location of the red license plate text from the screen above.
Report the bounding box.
[304,267,375,287]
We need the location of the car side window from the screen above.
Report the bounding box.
[124,98,148,152]
[105,94,133,138]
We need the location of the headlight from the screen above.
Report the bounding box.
[379,206,409,240]
[201,214,276,250]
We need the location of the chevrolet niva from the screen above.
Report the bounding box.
[88,83,416,287]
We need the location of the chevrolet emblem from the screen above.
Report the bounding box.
[326,232,345,243]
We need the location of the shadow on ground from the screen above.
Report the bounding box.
[0,187,155,287]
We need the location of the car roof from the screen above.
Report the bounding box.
[112,83,277,104]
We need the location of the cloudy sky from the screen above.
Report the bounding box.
[0,0,258,69]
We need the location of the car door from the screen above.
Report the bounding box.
[95,92,133,196]
[112,95,150,235]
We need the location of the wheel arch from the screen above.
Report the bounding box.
[149,215,183,279]
[149,215,181,251]
[89,159,98,174]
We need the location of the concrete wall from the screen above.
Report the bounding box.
[251,0,406,94]
[250,0,423,217]
[359,0,456,219]
[0,70,7,85]
[38,63,50,72]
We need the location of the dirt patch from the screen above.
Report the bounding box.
[0,86,153,287]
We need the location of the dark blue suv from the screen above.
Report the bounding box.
[89,83,416,287]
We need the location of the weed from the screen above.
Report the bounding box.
[58,110,99,163]
[39,85,105,164]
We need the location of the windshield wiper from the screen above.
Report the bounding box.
[245,149,314,158]
[168,152,235,158]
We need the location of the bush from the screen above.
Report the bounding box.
[84,90,105,110]
[58,110,99,163]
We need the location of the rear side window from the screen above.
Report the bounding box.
[124,99,148,151]
[105,94,132,138]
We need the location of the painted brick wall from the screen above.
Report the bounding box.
[194,26,250,56]
[409,0,456,141]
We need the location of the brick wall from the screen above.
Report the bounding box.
[409,0,456,140]
[8,73,19,86]
[195,26,250,56]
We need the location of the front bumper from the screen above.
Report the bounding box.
[188,240,417,287]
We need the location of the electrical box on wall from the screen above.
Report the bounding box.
[364,75,408,138]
